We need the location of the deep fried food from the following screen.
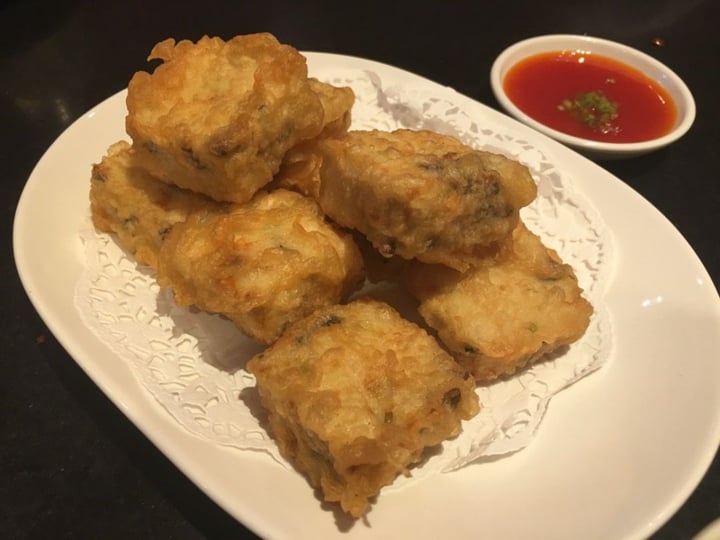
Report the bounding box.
[246,298,480,517]
[90,141,221,268]
[157,189,366,344]
[267,142,324,199]
[316,129,538,271]
[126,33,324,203]
[308,78,355,138]
[269,78,355,199]
[404,223,593,382]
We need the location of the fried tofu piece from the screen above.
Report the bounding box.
[269,79,355,199]
[89,141,221,268]
[405,223,593,382]
[157,189,365,344]
[126,33,324,203]
[247,298,480,517]
[316,129,538,271]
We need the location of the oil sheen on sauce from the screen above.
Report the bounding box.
[503,51,678,143]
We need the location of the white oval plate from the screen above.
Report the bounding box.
[13,52,720,539]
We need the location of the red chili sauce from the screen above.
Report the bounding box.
[503,51,677,143]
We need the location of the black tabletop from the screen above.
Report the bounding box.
[3,1,719,538]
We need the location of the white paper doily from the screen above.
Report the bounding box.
[74,68,614,481]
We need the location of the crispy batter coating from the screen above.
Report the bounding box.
[308,78,355,138]
[317,129,538,271]
[404,223,593,382]
[89,141,221,268]
[268,142,324,199]
[157,189,366,344]
[247,298,480,517]
[269,79,355,199]
[126,33,324,203]
[353,230,503,285]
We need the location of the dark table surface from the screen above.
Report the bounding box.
[3,0,719,538]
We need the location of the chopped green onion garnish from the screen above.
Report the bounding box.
[558,91,619,132]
